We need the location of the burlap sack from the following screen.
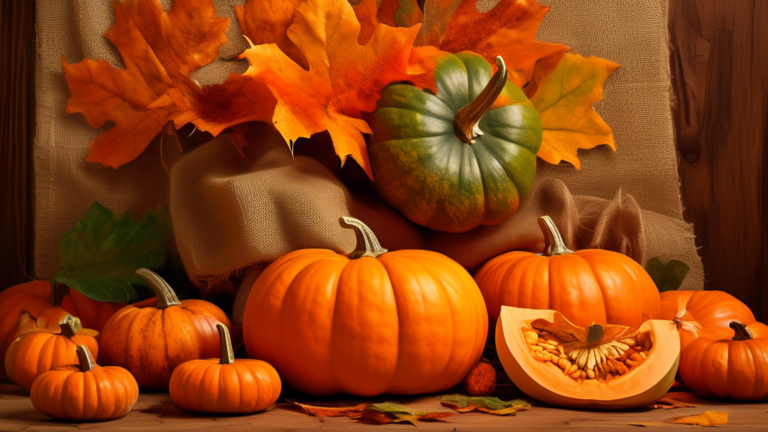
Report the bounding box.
[34,0,703,323]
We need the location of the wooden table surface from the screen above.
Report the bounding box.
[1,384,766,431]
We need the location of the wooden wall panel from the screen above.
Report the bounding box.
[671,0,768,320]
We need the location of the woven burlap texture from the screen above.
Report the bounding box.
[35,0,703,323]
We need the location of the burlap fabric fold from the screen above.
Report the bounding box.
[34,0,703,323]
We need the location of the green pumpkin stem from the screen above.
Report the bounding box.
[730,322,753,341]
[453,56,507,144]
[538,216,573,256]
[134,268,181,309]
[217,323,235,365]
[75,345,96,372]
[60,315,82,338]
[340,217,388,259]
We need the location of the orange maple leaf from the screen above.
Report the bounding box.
[234,0,308,69]
[176,0,419,180]
[62,0,229,168]
[437,0,569,87]
[378,0,424,29]
[526,52,619,168]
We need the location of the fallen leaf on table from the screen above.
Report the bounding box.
[289,401,368,417]
[53,202,173,303]
[440,394,531,415]
[628,422,663,427]
[649,392,706,409]
[669,410,728,427]
[175,0,419,180]
[62,0,229,168]
[526,52,619,169]
[357,403,451,425]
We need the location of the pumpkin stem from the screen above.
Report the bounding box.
[587,324,604,344]
[217,323,235,365]
[340,217,388,259]
[134,268,181,309]
[538,216,573,256]
[730,322,753,341]
[453,56,507,144]
[75,345,96,373]
[59,315,82,338]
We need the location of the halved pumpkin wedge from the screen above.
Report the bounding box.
[496,306,679,409]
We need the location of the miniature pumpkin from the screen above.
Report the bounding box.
[243,217,488,396]
[496,306,679,409]
[0,280,122,363]
[660,290,756,352]
[475,216,660,331]
[5,314,99,392]
[31,345,138,421]
[679,321,768,400]
[99,268,231,389]
[170,323,281,414]
[369,53,542,233]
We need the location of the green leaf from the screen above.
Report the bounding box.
[440,394,531,415]
[54,202,173,303]
[645,257,691,292]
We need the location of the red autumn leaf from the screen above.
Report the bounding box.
[62,0,229,168]
[290,401,368,417]
[436,0,569,87]
[234,0,308,68]
[354,0,379,44]
[175,0,419,180]
[417,0,462,47]
[649,391,707,409]
[526,52,619,168]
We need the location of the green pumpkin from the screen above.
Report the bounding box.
[369,52,542,233]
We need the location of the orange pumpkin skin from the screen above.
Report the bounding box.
[243,218,488,397]
[31,346,138,421]
[5,315,99,392]
[99,269,231,390]
[679,322,768,400]
[170,324,281,414]
[660,290,755,352]
[476,217,660,330]
[60,288,124,332]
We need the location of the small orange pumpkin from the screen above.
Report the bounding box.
[99,268,231,389]
[5,314,99,392]
[660,290,756,352]
[0,280,123,365]
[170,323,281,414]
[243,217,488,396]
[31,345,138,421]
[679,321,768,400]
[475,216,660,331]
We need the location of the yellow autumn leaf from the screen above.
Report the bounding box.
[527,52,619,169]
[669,410,728,427]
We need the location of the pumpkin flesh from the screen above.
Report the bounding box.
[496,307,679,409]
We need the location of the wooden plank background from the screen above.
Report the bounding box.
[1,0,767,321]
[670,0,768,321]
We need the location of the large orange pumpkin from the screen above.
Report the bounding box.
[31,345,139,421]
[170,323,281,414]
[679,321,768,400]
[99,268,231,389]
[5,314,99,392]
[475,216,660,330]
[243,217,488,397]
[660,290,755,352]
[0,280,123,363]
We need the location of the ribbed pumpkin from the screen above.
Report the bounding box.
[5,314,99,392]
[0,280,123,364]
[31,345,138,421]
[660,290,756,352]
[243,217,488,396]
[99,268,231,389]
[475,216,660,330]
[680,321,768,400]
[369,52,542,233]
[170,323,281,414]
